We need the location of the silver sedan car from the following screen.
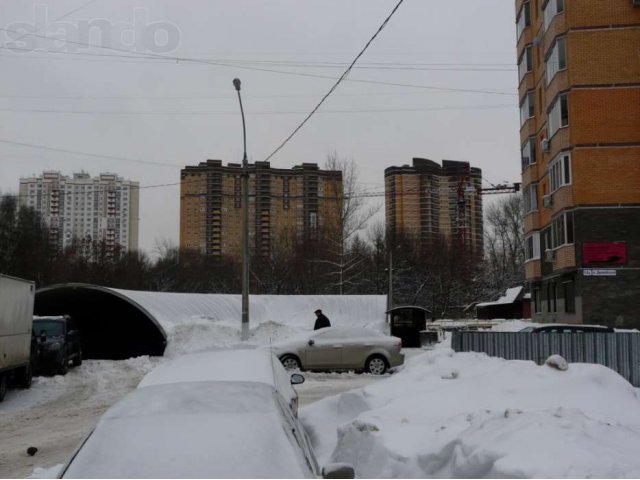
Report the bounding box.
[271,327,404,375]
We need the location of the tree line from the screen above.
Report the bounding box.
[0,194,523,319]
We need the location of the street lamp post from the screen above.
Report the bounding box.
[233,78,250,341]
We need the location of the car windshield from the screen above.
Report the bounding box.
[33,319,64,337]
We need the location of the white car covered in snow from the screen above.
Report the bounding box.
[59,349,354,479]
[271,327,404,375]
[138,349,304,415]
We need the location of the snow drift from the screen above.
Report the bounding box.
[301,341,640,478]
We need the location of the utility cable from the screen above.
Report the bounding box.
[1,0,99,49]
[0,27,515,97]
[0,138,182,168]
[263,0,406,162]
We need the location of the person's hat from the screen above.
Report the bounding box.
[314,309,322,314]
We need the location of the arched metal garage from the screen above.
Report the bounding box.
[35,284,167,360]
[35,285,388,360]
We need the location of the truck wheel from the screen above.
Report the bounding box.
[58,354,69,375]
[0,374,7,402]
[17,364,33,389]
[72,350,83,367]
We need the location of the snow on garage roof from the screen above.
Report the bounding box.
[476,286,524,307]
[110,288,387,331]
[35,284,387,358]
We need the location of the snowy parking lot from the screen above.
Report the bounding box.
[0,356,387,478]
[3,320,640,478]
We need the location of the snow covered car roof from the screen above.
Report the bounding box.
[138,349,298,409]
[59,381,318,478]
[271,326,386,346]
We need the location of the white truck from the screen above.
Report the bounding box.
[0,274,35,401]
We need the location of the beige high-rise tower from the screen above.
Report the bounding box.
[385,158,483,254]
[180,160,342,258]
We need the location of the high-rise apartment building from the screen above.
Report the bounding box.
[180,160,342,257]
[19,171,139,252]
[385,159,483,254]
[516,0,640,326]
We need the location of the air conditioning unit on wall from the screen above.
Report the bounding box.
[545,249,555,262]
[542,195,553,208]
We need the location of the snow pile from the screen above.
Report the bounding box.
[301,344,640,478]
[26,465,63,479]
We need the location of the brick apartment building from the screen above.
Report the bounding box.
[384,158,483,255]
[516,0,640,326]
[180,160,342,258]
[19,171,139,253]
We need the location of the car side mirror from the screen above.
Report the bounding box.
[308,339,315,346]
[322,463,355,479]
[290,373,305,385]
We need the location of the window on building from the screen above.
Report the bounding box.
[523,184,538,214]
[545,37,567,84]
[551,211,574,249]
[548,93,569,138]
[521,137,536,170]
[543,0,564,31]
[520,91,535,126]
[524,232,541,261]
[516,2,531,40]
[548,152,571,192]
[563,281,575,313]
[518,46,533,83]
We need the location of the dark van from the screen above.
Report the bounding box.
[33,315,82,375]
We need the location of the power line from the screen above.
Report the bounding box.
[263,0,406,162]
[0,104,515,116]
[0,47,516,72]
[1,181,515,201]
[0,27,516,97]
[0,138,182,168]
[0,90,502,100]
[0,0,99,49]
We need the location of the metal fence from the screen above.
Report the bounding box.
[451,331,640,387]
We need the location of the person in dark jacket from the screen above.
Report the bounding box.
[313,309,331,330]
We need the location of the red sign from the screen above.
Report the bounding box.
[583,242,627,265]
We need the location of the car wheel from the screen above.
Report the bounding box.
[365,355,388,375]
[280,355,301,371]
[72,350,83,367]
[0,374,7,402]
[58,354,69,375]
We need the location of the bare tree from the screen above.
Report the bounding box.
[482,194,525,297]
[321,152,381,294]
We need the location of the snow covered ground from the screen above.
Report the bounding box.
[4,314,640,478]
[0,313,387,479]
[301,337,640,478]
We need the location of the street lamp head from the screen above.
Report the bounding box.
[233,78,241,91]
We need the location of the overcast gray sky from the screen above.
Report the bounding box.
[0,0,520,253]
